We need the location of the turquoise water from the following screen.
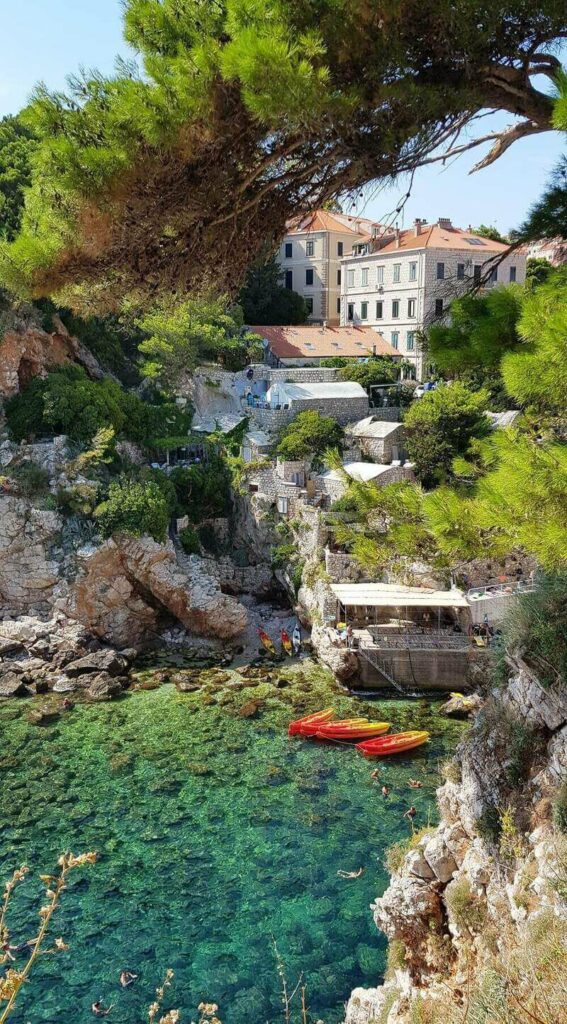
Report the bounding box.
[0,670,463,1024]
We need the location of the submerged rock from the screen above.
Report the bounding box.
[238,699,264,718]
[27,704,61,725]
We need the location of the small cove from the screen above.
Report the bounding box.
[0,664,464,1024]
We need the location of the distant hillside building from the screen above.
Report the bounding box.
[340,218,526,379]
[254,324,400,367]
[278,210,386,324]
[524,237,567,266]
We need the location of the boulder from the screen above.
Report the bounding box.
[65,649,129,678]
[406,848,436,881]
[174,679,201,693]
[423,833,458,884]
[440,693,483,718]
[86,672,125,701]
[0,671,31,698]
[0,638,24,657]
[310,624,359,682]
[0,497,62,611]
[27,705,60,725]
[0,318,102,400]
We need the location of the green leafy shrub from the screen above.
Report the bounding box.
[501,573,567,689]
[271,543,298,569]
[338,356,399,388]
[474,802,502,844]
[277,411,343,461]
[290,559,305,595]
[170,455,232,523]
[179,526,200,555]
[95,479,170,542]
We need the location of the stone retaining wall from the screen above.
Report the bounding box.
[324,549,368,582]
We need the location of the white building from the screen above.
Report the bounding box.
[340,218,526,379]
[278,210,385,324]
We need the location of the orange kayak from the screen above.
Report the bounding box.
[315,722,390,741]
[299,717,368,737]
[288,709,335,737]
[356,731,429,756]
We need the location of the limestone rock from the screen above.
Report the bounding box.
[0,496,62,610]
[423,833,458,883]
[406,848,436,881]
[0,671,30,697]
[504,655,567,731]
[0,318,102,399]
[345,986,392,1024]
[440,693,483,718]
[372,873,443,976]
[65,649,129,678]
[65,536,248,647]
[310,624,359,682]
[86,672,125,701]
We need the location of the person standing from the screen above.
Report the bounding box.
[292,623,301,655]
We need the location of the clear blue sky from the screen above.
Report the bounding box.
[1,0,564,235]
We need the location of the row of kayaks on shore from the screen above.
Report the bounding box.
[288,709,429,756]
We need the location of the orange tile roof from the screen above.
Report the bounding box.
[361,223,511,255]
[251,325,400,360]
[286,210,380,236]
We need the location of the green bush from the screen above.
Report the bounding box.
[95,479,170,542]
[403,381,490,486]
[338,356,399,388]
[271,543,298,569]
[501,573,567,689]
[170,455,232,523]
[445,877,487,934]
[179,526,201,555]
[8,460,50,498]
[5,364,192,448]
[277,411,343,461]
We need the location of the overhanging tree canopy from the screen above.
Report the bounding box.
[1,0,565,309]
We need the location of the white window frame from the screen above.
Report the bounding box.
[306,240,315,257]
[409,261,417,281]
[376,300,383,319]
[347,269,355,288]
[361,267,369,286]
[376,265,384,284]
[391,331,399,349]
[360,301,368,320]
[392,299,400,319]
[407,298,416,318]
[393,263,401,283]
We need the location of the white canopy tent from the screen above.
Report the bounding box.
[331,583,468,609]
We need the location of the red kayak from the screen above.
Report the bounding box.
[299,717,368,737]
[315,722,390,741]
[356,731,429,756]
[288,709,335,737]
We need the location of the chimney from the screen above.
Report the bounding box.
[438,217,452,229]
[395,225,401,248]
[372,344,377,356]
[414,218,423,236]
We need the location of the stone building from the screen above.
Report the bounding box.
[264,380,370,425]
[340,218,526,378]
[347,417,405,463]
[316,461,414,502]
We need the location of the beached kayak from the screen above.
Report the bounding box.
[258,629,276,655]
[356,731,429,756]
[288,709,335,737]
[281,630,293,656]
[315,722,390,741]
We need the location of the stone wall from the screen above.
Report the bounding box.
[191,555,275,595]
[356,647,480,692]
[288,394,369,425]
[276,458,307,483]
[356,423,404,463]
[324,548,368,582]
[316,464,414,502]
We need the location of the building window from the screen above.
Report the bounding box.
[305,268,314,286]
[285,242,292,258]
[457,263,465,280]
[391,332,399,350]
[437,261,445,280]
[435,298,444,316]
[489,267,498,283]
[392,299,400,318]
[361,301,368,320]
[347,303,354,321]
[306,240,315,257]
[376,265,384,284]
[305,297,314,314]
[337,269,341,286]
[285,270,293,290]
[337,297,341,314]
[407,298,416,318]
[409,261,417,281]
[347,269,355,288]
[376,300,383,319]
[393,263,401,283]
[509,266,517,282]
[361,267,369,286]
[407,331,415,351]
[338,241,343,256]
[473,264,482,284]
[277,496,289,515]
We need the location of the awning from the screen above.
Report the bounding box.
[330,583,469,609]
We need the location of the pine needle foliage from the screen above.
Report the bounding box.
[0,1,565,308]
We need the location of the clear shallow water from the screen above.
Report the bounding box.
[0,670,464,1024]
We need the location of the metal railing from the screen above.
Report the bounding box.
[466,580,536,601]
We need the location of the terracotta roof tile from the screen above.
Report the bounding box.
[251,325,400,360]
[286,210,381,236]
[363,223,511,255]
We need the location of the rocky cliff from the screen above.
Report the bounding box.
[345,655,567,1024]
[0,316,102,398]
